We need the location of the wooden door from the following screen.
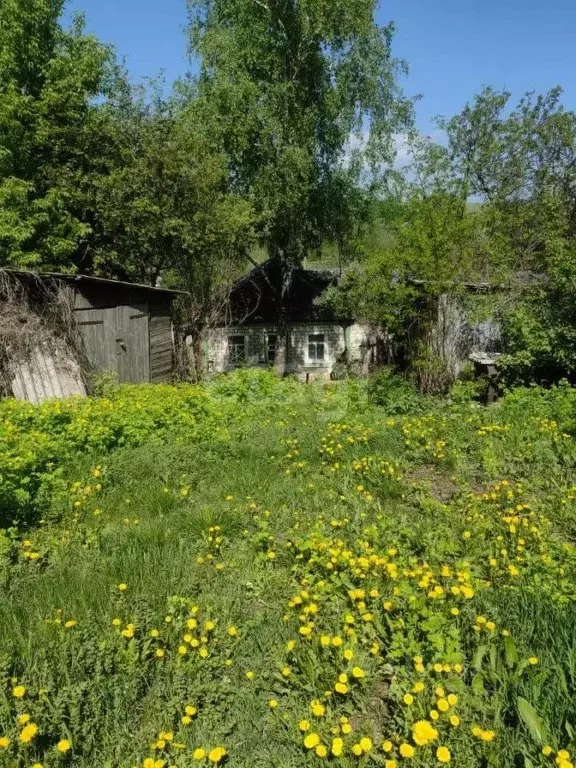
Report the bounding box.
[76,304,150,383]
[76,307,118,373]
[115,304,150,383]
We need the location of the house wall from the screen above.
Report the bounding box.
[205,322,375,379]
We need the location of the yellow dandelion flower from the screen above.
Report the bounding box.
[18,713,30,725]
[12,685,26,698]
[437,746,451,763]
[193,748,206,760]
[403,693,414,705]
[412,720,438,746]
[331,737,344,756]
[118,583,128,591]
[315,744,327,758]
[299,720,311,732]
[399,742,415,758]
[383,740,393,752]
[185,705,197,717]
[352,666,365,679]
[304,733,320,749]
[0,737,10,749]
[56,739,71,753]
[19,723,39,743]
[208,746,227,763]
[449,715,460,727]
[437,698,450,712]
[359,737,373,753]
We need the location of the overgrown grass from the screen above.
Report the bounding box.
[0,371,575,767]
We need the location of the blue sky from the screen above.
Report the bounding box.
[65,0,576,133]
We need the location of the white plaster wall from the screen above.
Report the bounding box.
[206,323,348,376]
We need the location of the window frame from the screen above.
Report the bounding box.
[266,333,277,365]
[307,333,326,365]
[228,334,246,367]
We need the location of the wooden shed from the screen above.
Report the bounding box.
[53,273,185,384]
[1,271,185,400]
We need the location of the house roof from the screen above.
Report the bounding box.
[228,260,344,324]
[4,269,188,296]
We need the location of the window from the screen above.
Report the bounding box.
[267,334,277,364]
[308,333,325,364]
[228,334,246,367]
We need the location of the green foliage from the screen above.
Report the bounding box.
[0,374,576,766]
[187,0,412,270]
[367,368,426,413]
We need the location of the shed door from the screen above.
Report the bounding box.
[76,307,118,373]
[115,304,150,383]
[76,303,150,383]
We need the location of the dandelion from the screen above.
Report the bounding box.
[182,716,192,726]
[403,693,414,705]
[193,748,206,760]
[19,722,39,743]
[436,746,451,763]
[245,671,254,680]
[352,666,365,679]
[64,620,77,629]
[383,740,393,752]
[227,626,239,637]
[155,648,165,658]
[12,685,26,698]
[352,743,363,756]
[208,746,227,763]
[18,713,30,725]
[412,720,438,746]
[185,705,197,717]
[112,618,121,626]
[528,656,539,665]
[447,693,458,706]
[299,720,311,732]
[315,744,327,758]
[310,700,325,717]
[437,698,449,712]
[118,583,128,591]
[268,699,279,709]
[399,743,415,758]
[0,737,10,749]
[449,715,460,727]
[331,737,344,757]
[57,739,71,753]
[542,746,553,756]
[304,733,320,749]
[359,737,373,753]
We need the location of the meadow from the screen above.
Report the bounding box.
[0,370,575,768]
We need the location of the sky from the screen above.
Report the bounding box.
[65,0,576,134]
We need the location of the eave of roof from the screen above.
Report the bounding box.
[4,269,188,296]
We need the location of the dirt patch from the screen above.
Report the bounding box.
[404,465,459,502]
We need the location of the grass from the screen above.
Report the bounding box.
[0,371,575,767]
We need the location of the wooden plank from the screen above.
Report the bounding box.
[116,304,150,383]
[149,312,173,383]
[75,307,118,374]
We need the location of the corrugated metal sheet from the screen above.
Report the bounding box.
[10,342,86,404]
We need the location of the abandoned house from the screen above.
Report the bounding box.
[0,270,185,402]
[203,261,386,379]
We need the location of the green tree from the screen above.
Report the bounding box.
[0,0,121,269]
[444,87,576,383]
[187,0,411,368]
